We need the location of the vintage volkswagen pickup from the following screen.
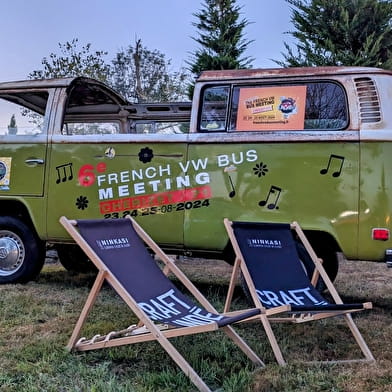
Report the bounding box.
[0,66,390,283]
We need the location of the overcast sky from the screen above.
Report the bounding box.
[0,0,295,81]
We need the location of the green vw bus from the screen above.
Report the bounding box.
[0,66,390,284]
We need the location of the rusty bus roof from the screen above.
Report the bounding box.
[0,76,104,90]
[0,77,128,114]
[0,76,127,102]
[197,66,392,81]
[0,77,81,90]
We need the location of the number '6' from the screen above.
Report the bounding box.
[78,164,95,187]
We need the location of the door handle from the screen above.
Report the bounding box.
[25,158,45,166]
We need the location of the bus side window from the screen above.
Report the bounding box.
[135,123,153,134]
[303,82,347,129]
[199,86,230,131]
[229,82,348,131]
[134,121,189,134]
[62,122,120,135]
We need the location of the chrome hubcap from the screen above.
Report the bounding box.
[0,231,24,276]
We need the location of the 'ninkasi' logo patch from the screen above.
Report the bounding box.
[247,237,282,249]
[96,237,130,250]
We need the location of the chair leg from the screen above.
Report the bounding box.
[260,315,286,366]
[224,257,241,313]
[154,329,212,392]
[222,325,265,366]
[67,270,106,350]
[344,314,375,362]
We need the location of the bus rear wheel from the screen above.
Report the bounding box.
[56,244,96,274]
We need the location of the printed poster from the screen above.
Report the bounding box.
[0,157,11,190]
[236,85,307,131]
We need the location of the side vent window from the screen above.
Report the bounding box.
[354,77,381,123]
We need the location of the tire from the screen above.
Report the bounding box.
[239,272,253,305]
[222,241,235,265]
[56,244,96,273]
[0,216,45,284]
[296,242,339,292]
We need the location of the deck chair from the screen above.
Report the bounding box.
[59,216,263,392]
[223,219,375,366]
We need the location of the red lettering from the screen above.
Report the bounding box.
[99,186,212,214]
[100,201,113,214]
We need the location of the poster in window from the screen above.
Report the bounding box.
[236,86,307,131]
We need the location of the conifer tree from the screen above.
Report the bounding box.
[277,0,392,69]
[188,0,253,96]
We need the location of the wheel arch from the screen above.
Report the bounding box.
[0,200,41,237]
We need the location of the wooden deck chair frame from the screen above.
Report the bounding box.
[223,218,375,366]
[60,216,264,392]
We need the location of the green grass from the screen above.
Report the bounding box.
[0,257,391,392]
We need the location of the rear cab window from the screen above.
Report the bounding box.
[133,121,190,134]
[198,82,348,132]
[62,122,120,135]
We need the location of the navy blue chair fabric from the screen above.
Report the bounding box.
[231,221,364,312]
[77,218,259,328]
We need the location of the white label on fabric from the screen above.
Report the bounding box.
[256,287,327,307]
[138,288,222,326]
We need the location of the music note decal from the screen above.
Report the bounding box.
[55,163,73,184]
[224,165,237,198]
[259,185,282,209]
[320,154,345,178]
[228,175,236,198]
